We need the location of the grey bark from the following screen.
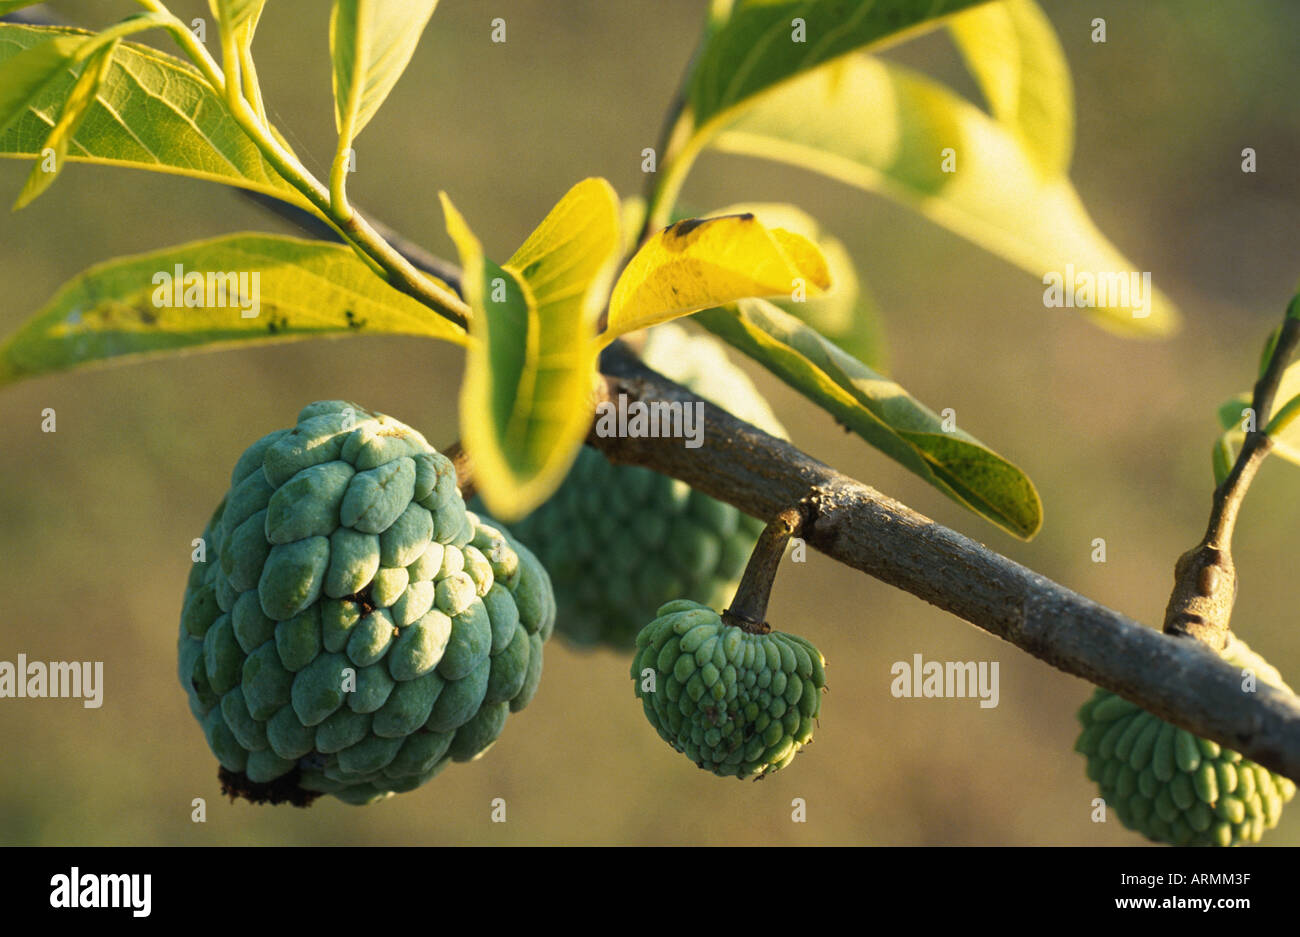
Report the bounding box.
[592,344,1300,782]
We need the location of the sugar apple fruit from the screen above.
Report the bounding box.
[501,323,786,649]
[632,600,826,779]
[1075,636,1296,845]
[178,401,555,806]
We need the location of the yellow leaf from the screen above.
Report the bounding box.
[713,55,1178,337]
[707,201,887,370]
[602,213,830,343]
[949,0,1073,177]
[447,179,622,520]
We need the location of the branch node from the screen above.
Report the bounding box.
[1162,543,1235,650]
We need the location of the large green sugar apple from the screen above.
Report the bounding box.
[1075,636,1296,845]
[632,600,826,779]
[178,401,555,806]
[502,323,786,650]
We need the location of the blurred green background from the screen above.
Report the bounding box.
[2,0,1299,846]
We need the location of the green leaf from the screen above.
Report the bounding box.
[696,298,1042,538]
[1216,392,1253,435]
[948,0,1071,176]
[707,201,888,370]
[13,38,116,209]
[711,55,1178,336]
[330,0,438,145]
[0,32,89,138]
[211,0,266,32]
[0,234,466,387]
[0,1,44,15]
[1211,433,1238,487]
[0,24,298,200]
[603,212,831,343]
[688,0,990,130]
[445,179,622,521]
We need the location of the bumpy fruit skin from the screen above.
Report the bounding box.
[178,401,555,805]
[632,600,826,779]
[503,324,786,649]
[1076,637,1296,845]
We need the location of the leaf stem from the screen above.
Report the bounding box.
[238,35,266,124]
[224,86,470,329]
[217,9,244,114]
[329,0,362,220]
[329,137,354,220]
[81,11,172,55]
[134,2,226,87]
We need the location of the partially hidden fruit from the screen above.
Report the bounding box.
[1075,636,1296,845]
[178,400,555,806]
[631,600,826,779]
[499,323,786,650]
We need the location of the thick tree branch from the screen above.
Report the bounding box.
[591,344,1300,781]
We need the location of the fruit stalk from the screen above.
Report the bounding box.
[442,441,475,499]
[723,506,803,635]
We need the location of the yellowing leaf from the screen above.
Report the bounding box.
[507,177,623,315]
[619,194,647,260]
[446,179,622,521]
[603,213,830,343]
[712,55,1178,336]
[13,38,116,209]
[708,201,887,369]
[0,234,465,387]
[948,0,1072,176]
[697,298,1042,539]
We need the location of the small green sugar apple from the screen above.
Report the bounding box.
[178,401,555,806]
[500,324,786,650]
[632,600,826,779]
[1075,636,1296,845]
